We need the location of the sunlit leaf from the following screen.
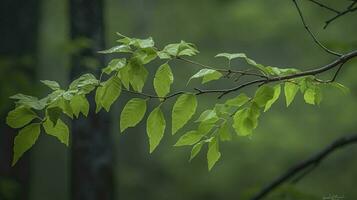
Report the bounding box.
[40,80,61,90]
[284,82,299,107]
[6,106,37,128]
[172,94,197,134]
[264,84,281,112]
[120,98,147,132]
[154,63,174,97]
[43,119,69,146]
[146,106,166,153]
[207,137,221,170]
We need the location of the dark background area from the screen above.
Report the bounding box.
[0,0,356,200]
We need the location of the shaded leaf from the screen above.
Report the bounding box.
[207,137,221,170]
[12,123,41,166]
[264,84,281,112]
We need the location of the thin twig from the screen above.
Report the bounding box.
[324,1,357,29]
[251,133,357,200]
[307,0,340,14]
[292,0,342,57]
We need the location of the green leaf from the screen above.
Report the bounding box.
[284,82,299,107]
[95,86,104,113]
[70,95,89,118]
[69,73,99,94]
[225,93,250,107]
[330,82,350,95]
[304,87,322,105]
[12,123,41,166]
[253,85,275,107]
[10,94,46,110]
[146,106,166,153]
[52,98,73,119]
[95,76,122,112]
[102,58,126,75]
[188,69,222,84]
[133,47,157,64]
[215,53,246,60]
[46,107,62,125]
[190,141,203,161]
[174,131,203,146]
[207,137,221,170]
[195,109,218,124]
[175,123,215,146]
[218,121,232,141]
[172,94,197,134]
[264,84,281,112]
[128,60,148,92]
[120,98,147,132]
[117,65,131,90]
[233,103,260,136]
[6,106,37,128]
[159,41,198,59]
[43,119,69,146]
[154,63,174,97]
[202,71,223,84]
[40,80,60,90]
[98,44,132,54]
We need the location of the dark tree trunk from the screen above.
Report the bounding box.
[0,0,41,200]
[69,1,115,200]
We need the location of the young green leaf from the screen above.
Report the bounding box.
[225,93,250,107]
[12,123,41,166]
[188,69,222,85]
[207,137,221,170]
[253,85,274,108]
[330,82,350,95]
[96,76,122,112]
[120,98,147,132]
[175,123,215,146]
[43,119,69,146]
[98,44,132,54]
[304,87,322,105]
[154,63,174,97]
[10,94,46,110]
[40,80,61,90]
[190,141,204,161]
[128,60,148,92]
[174,131,203,147]
[215,53,246,61]
[69,73,98,94]
[146,106,166,153]
[46,107,62,125]
[102,58,126,75]
[218,121,232,141]
[117,65,131,90]
[6,106,37,128]
[233,103,260,136]
[264,84,281,112]
[284,82,299,107]
[195,109,218,124]
[70,94,90,118]
[172,94,197,134]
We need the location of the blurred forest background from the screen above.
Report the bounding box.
[0,0,356,200]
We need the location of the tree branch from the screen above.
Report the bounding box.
[250,133,357,200]
[124,50,357,100]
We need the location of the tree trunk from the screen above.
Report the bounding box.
[0,0,41,199]
[69,0,115,200]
